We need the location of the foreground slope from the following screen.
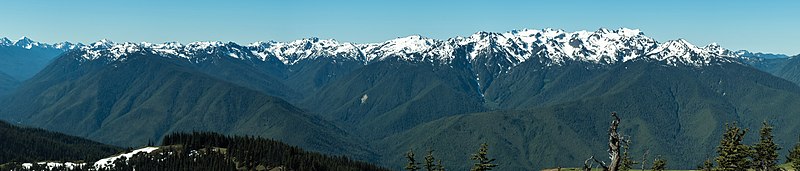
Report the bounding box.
[3,132,389,171]
[0,50,374,159]
[0,120,121,164]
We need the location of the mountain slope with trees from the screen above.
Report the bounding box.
[0,71,17,96]
[0,51,376,160]
[0,120,121,165]
[378,61,800,170]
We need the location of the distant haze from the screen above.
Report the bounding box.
[1,0,798,55]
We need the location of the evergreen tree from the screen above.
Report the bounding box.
[752,121,780,171]
[698,157,714,171]
[436,159,446,171]
[620,139,638,171]
[716,123,752,171]
[651,156,666,171]
[405,149,420,171]
[788,136,800,171]
[424,150,436,171]
[470,143,497,171]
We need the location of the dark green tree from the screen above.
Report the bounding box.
[651,156,666,171]
[716,123,751,171]
[436,159,446,171]
[424,150,436,171]
[470,143,497,171]
[698,157,714,171]
[405,149,420,171]
[788,136,800,171]
[752,121,780,171]
[619,139,638,171]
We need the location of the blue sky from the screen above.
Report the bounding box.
[1,0,798,55]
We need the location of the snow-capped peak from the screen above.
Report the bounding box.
[13,36,41,49]
[360,35,439,61]
[91,39,115,48]
[645,39,736,66]
[0,37,12,46]
[251,37,364,64]
[14,36,33,44]
[651,39,702,54]
[80,39,143,60]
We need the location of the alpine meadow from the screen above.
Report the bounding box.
[1,1,799,171]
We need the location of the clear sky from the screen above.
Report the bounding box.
[1,0,798,55]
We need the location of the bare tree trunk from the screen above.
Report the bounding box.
[584,155,609,171]
[583,112,624,171]
[584,156,594,171]
[608,112,622,171]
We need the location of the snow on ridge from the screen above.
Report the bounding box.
[645,39,738,66]
[80,40,143,61]
[255,37,365,65]
[93,147,159,169]
[73,28,739,67]
[18,147,160,170]
[360,35,440,61]
[21,162,85,170]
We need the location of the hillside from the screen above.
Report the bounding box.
[304,60,487,138]
[0,71,16,96]
[0,51,375,160]
[768,56,800,85]
[0,120,121,164]
[378,61,800,170]
[740,53,800,86]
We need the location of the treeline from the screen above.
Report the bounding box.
[0,120,121,164]
[159,132,389,171]
[2,132,389,171]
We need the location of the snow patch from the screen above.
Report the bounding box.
[21,162,85,170]
[360,94,368,104]
[94,147,159,169]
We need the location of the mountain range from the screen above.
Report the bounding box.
[0,37,78,80]
[1,28,800,170]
